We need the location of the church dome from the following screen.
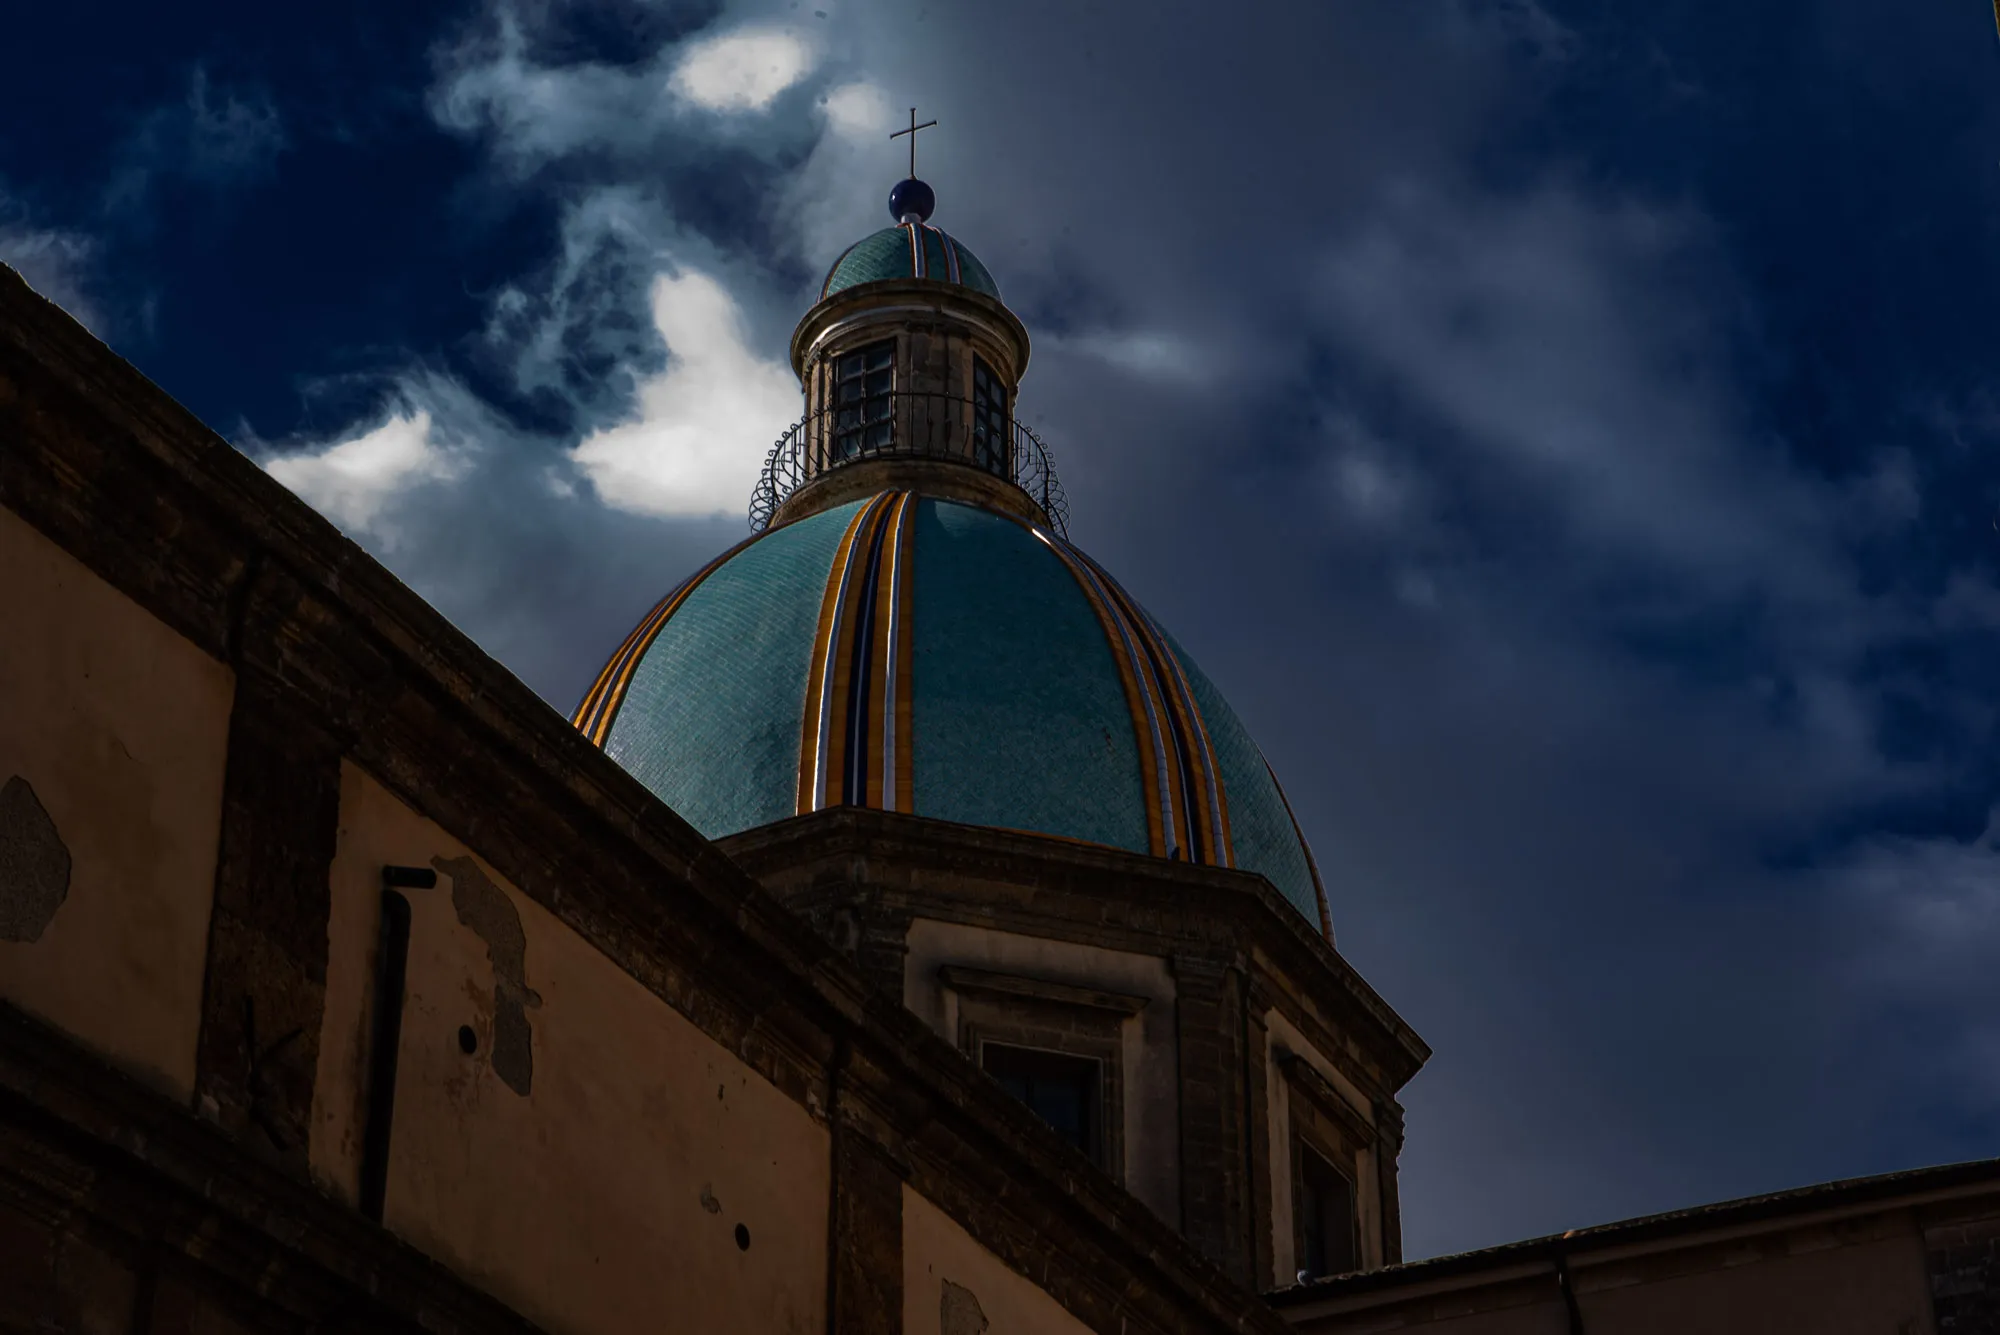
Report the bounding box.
[820,223,1001,302]
[571,492,1331,934]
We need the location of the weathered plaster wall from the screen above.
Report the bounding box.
[311,765,831,1335]
[903,916,1180,1222]
[0,502,232,1098]
[903,1185,1093,1335]
[1308,1299,1564,1335]
[1579,1221,1933,1335]
[1265,1006,1381,1280]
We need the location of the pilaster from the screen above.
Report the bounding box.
[1172,950,1253,1285]
[191,681,342,1172]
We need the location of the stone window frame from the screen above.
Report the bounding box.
[939,965,1148,1183]
[1278,1052,1371,1279]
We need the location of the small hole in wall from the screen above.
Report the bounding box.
[734,1224,751,1251]
[458,1026,477,1055]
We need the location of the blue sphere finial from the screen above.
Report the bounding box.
[889,177,935,224]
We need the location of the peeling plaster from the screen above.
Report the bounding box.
[940,1280,988,1335]
[0,775,70,942]
[433,855,540,1096]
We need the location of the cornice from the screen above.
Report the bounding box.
[718,806,1432,1089]
[789,277,1032,381]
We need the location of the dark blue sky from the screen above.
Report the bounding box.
[9,0,2000,1260]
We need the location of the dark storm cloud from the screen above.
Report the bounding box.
[12,0,2000,1262]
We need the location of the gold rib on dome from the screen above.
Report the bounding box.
[796,491,917,817]
[1077,547,1230,867]
[1009,514,1237,870]
[1021,525,1173,858]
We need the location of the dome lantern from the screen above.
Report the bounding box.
[750,115,1054,535]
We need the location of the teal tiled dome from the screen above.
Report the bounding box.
[820,224,1001,301]
[573,493,1331,934]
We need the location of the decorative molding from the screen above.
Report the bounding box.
[939,965,1150,1016]
[1276,1051,1375,1148]
[720,806,1430,1088]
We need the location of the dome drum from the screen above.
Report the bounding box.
[752,391,1067,535]
[791,277,1031,391]
[768,273,1047,535]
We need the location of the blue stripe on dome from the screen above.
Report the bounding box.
[920,227,950,282]
[602,500,863,838]
[911,499,1148,852]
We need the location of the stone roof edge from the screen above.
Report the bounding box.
[1266,1154,2000,1310]
[0,264,1288,1335]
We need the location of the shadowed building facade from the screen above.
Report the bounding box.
[2,175,1999,1335]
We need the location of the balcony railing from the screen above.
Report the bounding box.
[749,391,1070,538]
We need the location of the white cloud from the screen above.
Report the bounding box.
[0,224,97,329]
[434,16,652,165]
[668,27,815,113]
[265,409,465,540]
[821,81,890,139]
[568,270,798,518]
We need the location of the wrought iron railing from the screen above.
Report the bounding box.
[749,391,1069,538]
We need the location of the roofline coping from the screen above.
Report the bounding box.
[1267,1154,2000,1311]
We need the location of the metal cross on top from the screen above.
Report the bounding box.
[890,107,937,178]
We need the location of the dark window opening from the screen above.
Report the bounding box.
[971,357,1010,478]
[982,1043,1100,1165]
[1296,1142,1357,1279]
[832,339,895,459]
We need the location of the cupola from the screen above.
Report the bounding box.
[752,177,1053,534]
